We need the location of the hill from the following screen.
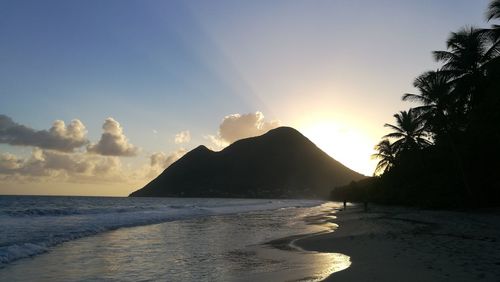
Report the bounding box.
[129,127,365,199]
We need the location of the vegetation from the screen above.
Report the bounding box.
[331,1,500,208]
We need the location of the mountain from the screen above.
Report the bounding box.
[129,127,365,199]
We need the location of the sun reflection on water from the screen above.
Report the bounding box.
[290,202,351,281]
[0,201,350,281]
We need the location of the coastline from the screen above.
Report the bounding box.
[285,203,500,281]
[0,198,345,281]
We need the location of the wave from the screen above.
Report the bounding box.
[0,198,323,266]
[2,206,163,217]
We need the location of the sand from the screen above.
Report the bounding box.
[293,204,500,282]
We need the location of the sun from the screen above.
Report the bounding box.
[298,121,377,176]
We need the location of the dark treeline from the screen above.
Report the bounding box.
[331,0,500,208]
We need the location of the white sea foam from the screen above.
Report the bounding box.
[0,196,323,266]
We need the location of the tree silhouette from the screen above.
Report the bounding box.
[433,27,497,110]
[372,139,396,175]
[333,0,500,207]
[485,0,500,76]
[383,109,431,154]
[402,70,455,140]
[487,0,500,22]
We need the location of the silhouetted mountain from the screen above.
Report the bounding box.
[130,127,365,199]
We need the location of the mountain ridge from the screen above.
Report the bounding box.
[130,126,365,199]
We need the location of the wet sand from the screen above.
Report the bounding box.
[291,204,500,281]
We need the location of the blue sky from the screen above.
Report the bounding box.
[0,0,492,195]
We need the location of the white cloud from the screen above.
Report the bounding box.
[203,134,228,151]
[0,112,281,188]
[0,153,23,172]
[219,112,280,143]
[174,130,191,144]
[207,111,280,149]
[87,117,139,157]
[132,148,187,180]
[150,148,187,170]
[0,149,125,183]
[0,114,88,152]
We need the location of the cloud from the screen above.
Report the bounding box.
[0,114,88,152]
[150,148,187,170]
[0,149,124,183]
[174,130,191,144]
[131,148,187,180]
[219,112,280,143]
[0,153,23,172]
[87,117,139,157]
[207,112,280,149]
[0,116,189,186]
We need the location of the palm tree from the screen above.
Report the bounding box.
[383,109,431,154]
[485,0,500,76]
[372,139,396,175]
[487,0,500,22]
[433,26,498,110]
[433,27,492,77]
[401,70,469,142]
[402,70,453,135]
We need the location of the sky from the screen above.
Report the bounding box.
[0,0,492,196]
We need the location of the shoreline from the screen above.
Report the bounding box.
[0,200,347,282]
[276,203,500,281]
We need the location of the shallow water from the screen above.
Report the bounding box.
[0,196,350,281]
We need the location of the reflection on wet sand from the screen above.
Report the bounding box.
[259,203,351,281]
[245,245,351,282]
[0,202,349,282]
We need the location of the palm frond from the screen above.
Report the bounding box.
[402,93,429,103]
[433,50,458,63]
[383,132,405,139]
[383,123,403,133]
[487,0,500,21]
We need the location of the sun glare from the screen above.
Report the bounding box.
[299,121,377,176]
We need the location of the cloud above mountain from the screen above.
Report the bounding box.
[206,112,280,149]
[174,130,191,144]
[150,148,187,170]
[0,112,280,189]
[87,118,139,157]
[219,112,280,143]
[0,115,88,152]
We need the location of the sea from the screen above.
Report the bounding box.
[0,196,350,281]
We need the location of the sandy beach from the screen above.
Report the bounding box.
[292,204,500,282]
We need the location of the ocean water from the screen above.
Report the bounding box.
[0,196,349,281]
